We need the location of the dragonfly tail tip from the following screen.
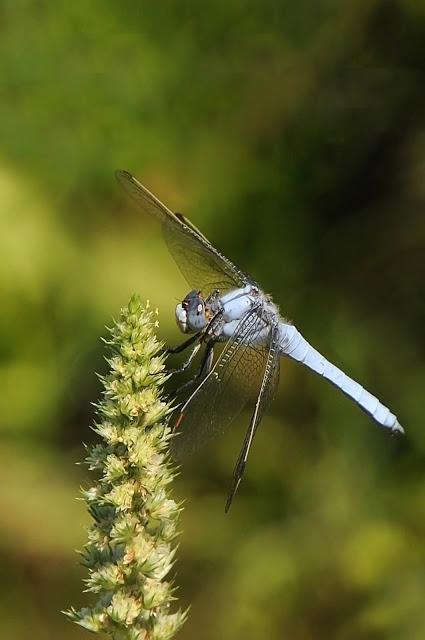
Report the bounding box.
[391,420,405,436]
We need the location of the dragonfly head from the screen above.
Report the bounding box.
[176,289,207,334]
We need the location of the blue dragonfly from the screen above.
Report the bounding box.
[116,170,404,511]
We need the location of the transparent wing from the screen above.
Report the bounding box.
[225,326,280,511]
[171,306,274,459]
[116,170,249,295]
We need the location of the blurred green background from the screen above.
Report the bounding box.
[1,1,424,638]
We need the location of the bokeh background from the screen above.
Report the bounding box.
[1,1,424,638]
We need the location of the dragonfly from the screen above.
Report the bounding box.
[116,170,404,511]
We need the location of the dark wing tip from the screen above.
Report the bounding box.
[115,170,145,201]
[115,169,133,183]
[224,474,242,513]
[224,489,237,513]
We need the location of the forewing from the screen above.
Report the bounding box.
[116,170,249,294]
[225,325,281,511]
[171,306,271,458]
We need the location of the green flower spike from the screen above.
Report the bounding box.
[65,296,186,640]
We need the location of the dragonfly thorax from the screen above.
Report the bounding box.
[175,289,209,334]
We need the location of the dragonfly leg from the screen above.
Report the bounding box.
[174,342,214,397]
[167,342,201,375]
[164,332,201,355]
[164,308,221,372]
[149,334,201,381]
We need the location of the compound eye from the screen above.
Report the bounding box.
[197,303,203,314]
